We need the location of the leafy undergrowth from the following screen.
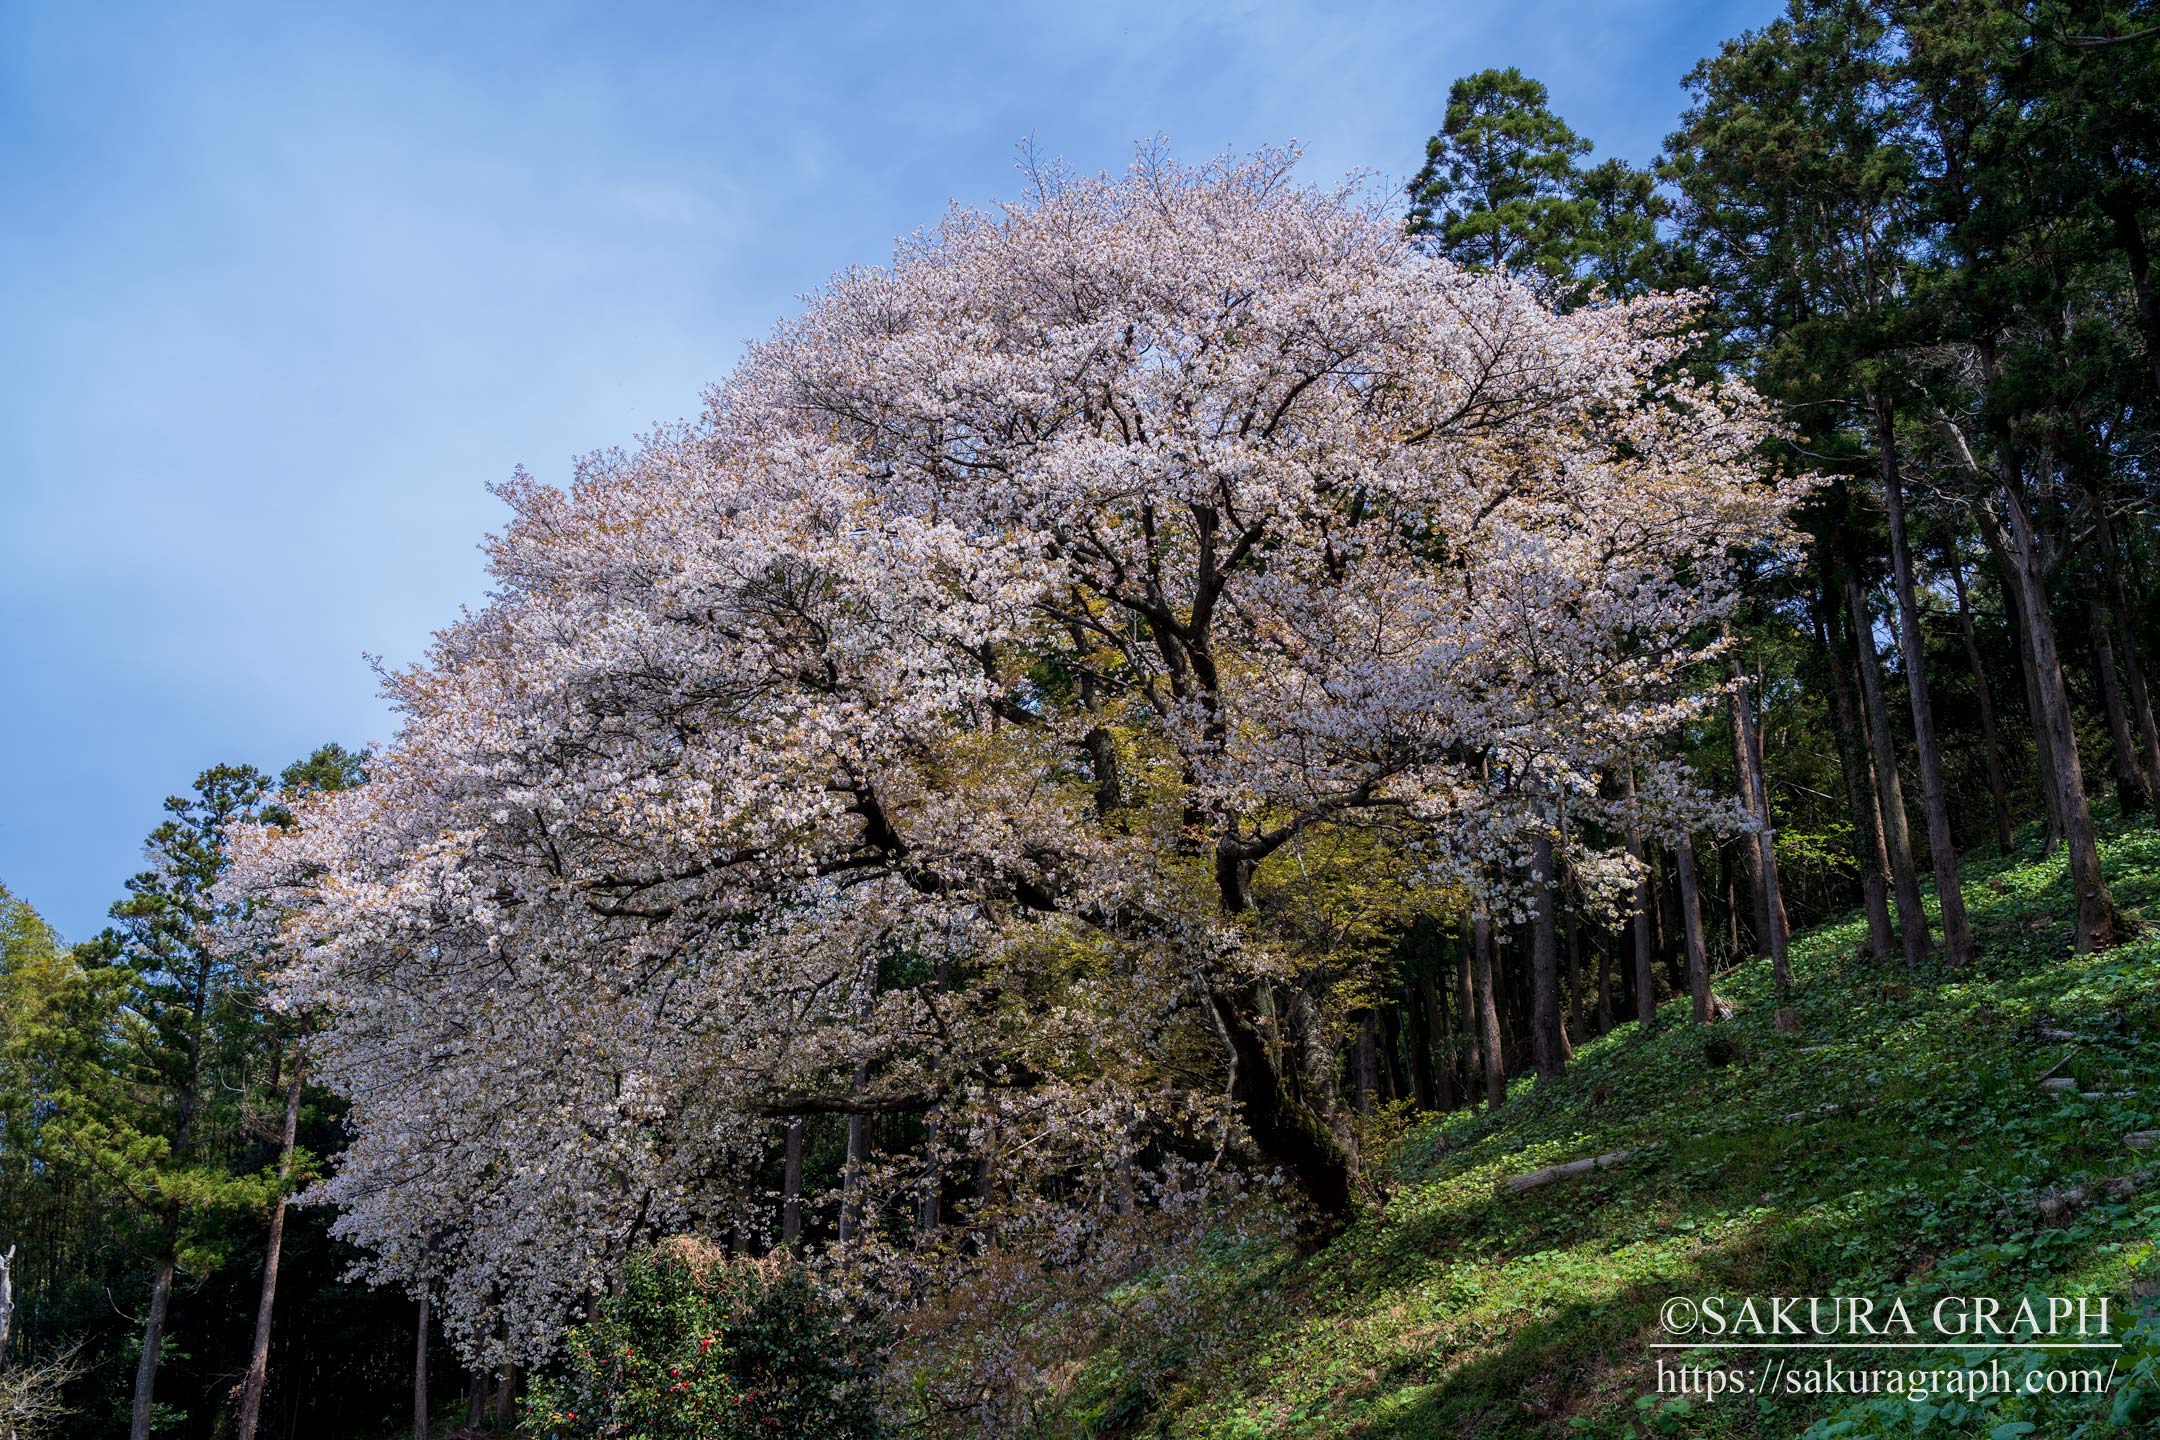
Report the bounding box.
[1057,816,2160,1439]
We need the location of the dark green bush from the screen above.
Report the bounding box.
[526,1240,889,1440]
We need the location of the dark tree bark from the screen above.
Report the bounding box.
[919,1112,943,1231]
[1410,974,1443,1109]
[1981,504,2066,849]
[237,1057,305,1440]
[1847,570,1932,967]
[1453,926,1480,1101]
[838,974,875,1244]
[1529,831,1566,1081]
[1208,986,1354,1220]
[1675,838,1711,1024]
[129,1238,176,1440]
[1958,353,2116,950]
[781,1117,803,1250]
[492,1363,519,1431]
[1731,651,1794,993]
[414,1294,430,1440]
[1351,1010,1377,1114]
[1470,911,1506,1108]
[1817,587,1897,964]
[2100,188,2160,396]
[1563,896,1587,1035]
[1946,543,2017,853]
[2083,490,2160,803]
[1989,444,2118,951]
[1594,929,1612,1034]
[838,1102,868,1243]
[1377,1005,1410,1103]
[1729,700,1772,958]
[1876,393,1975,964]
[1625,768,1656,1027]
[2088,602,2152,814]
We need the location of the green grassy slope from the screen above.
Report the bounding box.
[1080,818,2160,1439]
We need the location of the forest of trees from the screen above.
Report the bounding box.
[2,3,2155,1437]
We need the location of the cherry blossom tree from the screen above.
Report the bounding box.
[223,145,1797,1370]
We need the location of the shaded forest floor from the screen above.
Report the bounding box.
[1058,814,2160,1439]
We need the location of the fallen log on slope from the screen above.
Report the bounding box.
[1499,1150,1634,1195]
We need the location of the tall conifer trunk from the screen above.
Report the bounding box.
[237,1058,305,1440]
[1730,651,1792,995]
[2089,602,2152,814]
[1984,404,2118,951]
[1817,591,1897,964]
[1847,570,1931,967]
[1675,840,1711,1024]
[1877,393,1973,964]
[1470,910,1506,1108]
[1947,545,2017,853]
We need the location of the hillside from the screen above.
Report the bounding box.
[1061,818,2160,1439]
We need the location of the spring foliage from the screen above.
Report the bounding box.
[220,147,1794,1389]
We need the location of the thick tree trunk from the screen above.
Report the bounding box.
[1877,394,1975,965]
[1847,570,1932,967]
[1731,652,1793,994]
[1529,831,1566,1081]
[1818,589,1897,964]
[1470,911,1506,1108]
[1625,769,1655,1027]
[2090,601,2153,814]
[236,1059,305,1440]
[1947,545,2017,853]
[414,1293,430,1440]
[781,1116,803,1250]
[466,1369,485,1428]
[1675,839,1711,1025]
[1208,986,1354,1221]
[129,1220,177,1440]
[492,1363,518,1431]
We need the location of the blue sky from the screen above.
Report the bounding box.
[0,0,1782,940]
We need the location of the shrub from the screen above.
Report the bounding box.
[526,1239,889,1440]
